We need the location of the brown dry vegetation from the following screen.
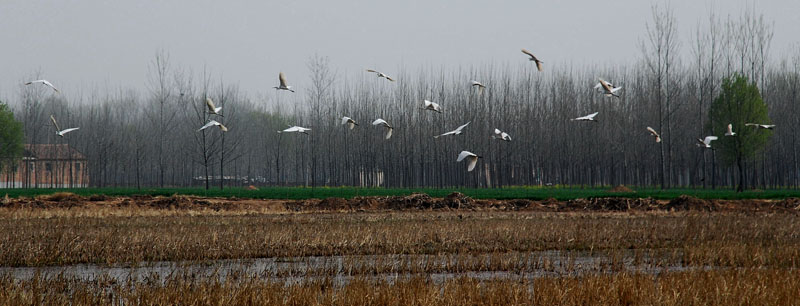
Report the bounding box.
[1,269,799,305]
[0,194,799,267]
[1,194,799,303]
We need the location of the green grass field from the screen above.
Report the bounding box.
[2,186,800,200]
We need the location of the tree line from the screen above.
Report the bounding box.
[2,6,798,190]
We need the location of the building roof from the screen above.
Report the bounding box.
[24,144,87,160]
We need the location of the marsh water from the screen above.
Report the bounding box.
[0,250,706,284]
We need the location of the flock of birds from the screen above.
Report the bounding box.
[24,48,777,172]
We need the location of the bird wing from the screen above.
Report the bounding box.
[454,121,470,132]
[28,80,59,92]
[282,126,300,132]
[457,151,474,162]
[536,61,543,71]
[587,112,599,119]
[436,130,457,137]
[44,80,59,92]
[366,69,377,73]
[341,117,351,125]
[745,123,757,127]
[423,100,432,108]
[521,49,535,58]
[704,136,718,145]
[503,133,511,141]
[610,86,622,93]
[763,125,776,129]
[385,75,395,81]
[218,124,229,132]
[59,127,80,135]
[347,122,355,130]
[467,156,478,172]
[50,115,60,131]
[385,128,393,139]
[198,121,217,131]
[279,72,288,87]
[206,98,218,113]
[494,128,502,135]
[727,124,733,134]
[647,126,659,137]
[372,119,387,126]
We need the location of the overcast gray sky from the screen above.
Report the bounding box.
[1,0,798,103]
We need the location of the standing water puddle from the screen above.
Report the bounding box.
[0,250,708,284]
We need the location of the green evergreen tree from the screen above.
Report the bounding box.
[0,101,25,183]
[708,74,772,192]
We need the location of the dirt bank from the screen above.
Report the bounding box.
[2,192,798,214]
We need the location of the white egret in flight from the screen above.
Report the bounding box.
[457,151,482,172]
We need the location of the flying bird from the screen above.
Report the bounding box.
[423,100,442,113]
[571,112,599,122]
[341,116,358,130]
[471,80,486,94]
[25,79,60,93]
[696,136,718,148]
[725,123,736,136]
[274,72,295,92]
[205,98,223,116]
[646,127,661,143]
[521,49,543,71]
[492,128,511,141]
[457,151,482,172]
[596,79,621,98]
[197,120,228,132]
[279,126,311,135]
[366,69,395,81]
[434,122,470,138]
[50,115,79,137]
[593,80,620,90]
[745,123,775,130]
[372,118,393,139]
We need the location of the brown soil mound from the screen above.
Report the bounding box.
[88,194,109,201]
[3,192,799,214]
[39,192,84,202]
[497,199,535,210]
[608,185,634,193]
[318,197,349,210]
[666,195,716,211]
[562,197,658,211]
[541,197,560,207]
[440,192,474,209]
[777,198,800,210]
[349,197,381,210]
[246,185,259,190]
[385,193,435,209]
[121,195,234,211]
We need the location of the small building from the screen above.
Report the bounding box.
[0,144,89,188]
